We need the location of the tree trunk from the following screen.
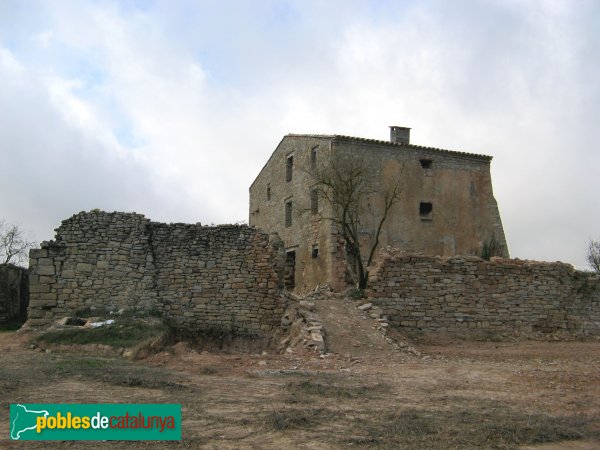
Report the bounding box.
[358,269,367,289]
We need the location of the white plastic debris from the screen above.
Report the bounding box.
[88,319,115,328]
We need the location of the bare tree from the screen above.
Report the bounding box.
[586,239,600,272]
[0,220,35,266]
[312,154,403,289]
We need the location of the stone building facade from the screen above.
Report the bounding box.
[367,250,600,338]
[249,126,508,292]
[27,211,285,334]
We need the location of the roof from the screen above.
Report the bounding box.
[286,133,493,161]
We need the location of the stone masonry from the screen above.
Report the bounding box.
[25,212,599,341]
[27,211,286,334]
[0,263,29,324]
[367,250,600,337]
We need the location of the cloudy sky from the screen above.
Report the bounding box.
[1,0,598,269]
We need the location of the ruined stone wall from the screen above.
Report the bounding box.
[28,211,285,334]
[368,251,600,338]
[0,264,28,324]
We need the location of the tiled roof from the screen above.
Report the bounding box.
[286,133,493,161]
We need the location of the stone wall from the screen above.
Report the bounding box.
[0,264,29,324]
[368,250,600,338]
[27,211,285,334]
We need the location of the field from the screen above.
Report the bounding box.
[1,317,599,449]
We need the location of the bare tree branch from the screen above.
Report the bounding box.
[587,239,600,272]
[311,154,403,289]
[366,178,402,269]
[0,220,35,266]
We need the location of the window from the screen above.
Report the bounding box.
[310,188,318,215]
[286,155,294,182]
[311,146,318,170]
[267,184,271,201]
[311,245,319,258]
[420,159,433,177]
[420,202,433,220]
[285,200,293,227]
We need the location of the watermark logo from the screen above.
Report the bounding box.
[10,404,181,441]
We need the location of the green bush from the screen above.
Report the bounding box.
[350,288,365,300]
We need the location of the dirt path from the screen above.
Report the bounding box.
[312,295,403,361]
[1,316,599,448]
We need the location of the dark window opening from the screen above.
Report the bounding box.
[310,188,318,215]
[285,200,293,227]
[286,155,294,182]
[311,146,318,170]
[420,202,433,220]
[285,250,296,289]
[420,159,433,169]
[267,184,271,201]
[312,245,319,258]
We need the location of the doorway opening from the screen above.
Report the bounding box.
[284,250,296,290]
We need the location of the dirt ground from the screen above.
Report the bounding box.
[1,300,599,449]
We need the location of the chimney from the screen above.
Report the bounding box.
[389,126,411,145]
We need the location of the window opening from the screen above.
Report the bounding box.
[310,188,318,215]
[420,202,433,220]
[311,245,319,258]
[285,200,293,227]
[420,159,433,169]
[311,146,318,170]
[286,155,294,182]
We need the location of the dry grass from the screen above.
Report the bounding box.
[33,321,169,348]
[1,333,598,449]
[346,403,595,449]
[286,380,390,399]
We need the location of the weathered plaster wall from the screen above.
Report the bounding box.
[333,138,508,259]
[0,264,28,324]
[368,251,600,338]
[27,211,285,334]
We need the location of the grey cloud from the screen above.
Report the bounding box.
[1,0,599,270]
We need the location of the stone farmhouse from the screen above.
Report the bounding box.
[249,126,509,292]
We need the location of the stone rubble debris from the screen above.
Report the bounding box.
[280,296,325,354]
[355,298,421,357]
